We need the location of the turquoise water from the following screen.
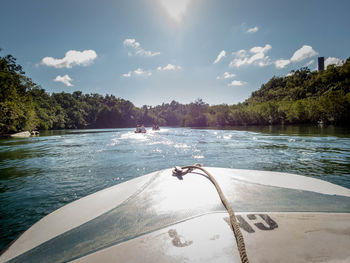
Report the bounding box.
[0,126,350,251]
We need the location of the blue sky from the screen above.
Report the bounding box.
[1,0,349,106]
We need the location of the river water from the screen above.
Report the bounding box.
[0,125,349,250]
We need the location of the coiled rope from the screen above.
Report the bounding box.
[172,164,249,263]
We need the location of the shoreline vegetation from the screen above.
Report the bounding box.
[1,50,349,136]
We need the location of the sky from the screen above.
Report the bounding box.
[1,0,349,107]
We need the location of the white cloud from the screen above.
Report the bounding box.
[228,80,246,86]
[123,63,183,78]
[123,63,182,78]
[250,44,271,54]
[122,72,131,78]
[122,68,152,78]
[54,74,73,87]
[325,57,344,68]
[233,49,247,57]
[248,52,266,65]
[136,50,161,57]
[275,59,291,69]
[42,50,97,68]
[123,39,140,49]
[123,38,160,57]
[133,68,152,76]
[157,64,182,71]
[213,50,226,64]
[290,45,318,62]
[230,44,272,68]
[229,58,248,68]
[257,59,271,67]
[247,26,259,33]
[216,72,236,80]
[275,45,318,69]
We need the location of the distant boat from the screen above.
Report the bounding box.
[152,124,160,131]
[134,125,146,133]
[1,167,350,262]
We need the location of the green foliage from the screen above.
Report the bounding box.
[0,50,40,133]
[0,49,349,134]
[243,60,350,126]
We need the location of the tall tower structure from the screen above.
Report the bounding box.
[318,57,324,71]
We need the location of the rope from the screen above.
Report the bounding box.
[172,164,249,263]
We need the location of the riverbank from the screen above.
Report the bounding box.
[1,130,40,138]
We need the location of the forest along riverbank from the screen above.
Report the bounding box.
[1,51,350,135]
[0,126,349,251]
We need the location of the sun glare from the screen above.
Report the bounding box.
[159,0,191,23]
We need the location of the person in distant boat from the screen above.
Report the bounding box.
[152,124,160,131]
[141,124,146,133]
[135,124,146,133]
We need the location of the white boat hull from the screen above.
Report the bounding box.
[1,168,350,262]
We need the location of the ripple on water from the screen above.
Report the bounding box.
[223,134,232,140]
[0,126,349,251]
[174,143,189,148]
